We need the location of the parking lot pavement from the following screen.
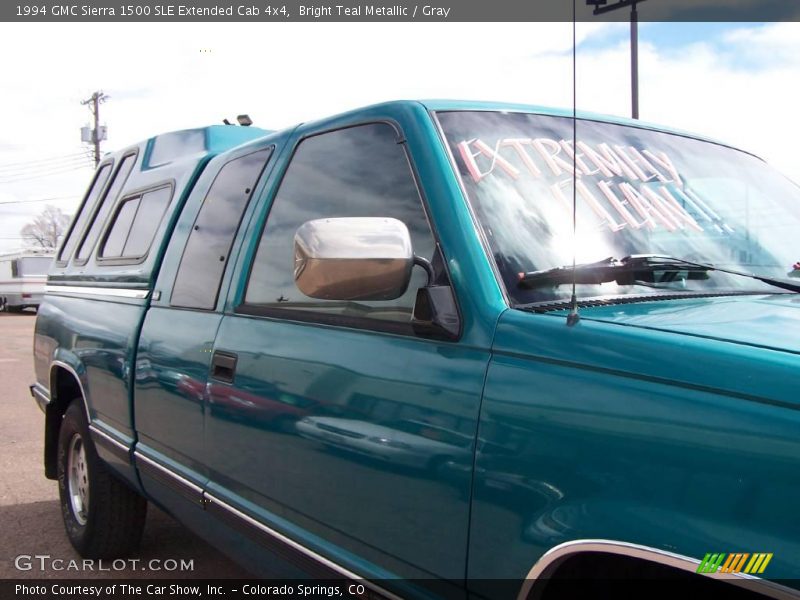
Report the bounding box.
[0,311,250,579]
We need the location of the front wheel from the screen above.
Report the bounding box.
[57,401,147,558]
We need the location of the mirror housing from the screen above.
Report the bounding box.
[294,217,414,301]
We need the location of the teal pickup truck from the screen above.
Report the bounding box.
[31,101,800,599]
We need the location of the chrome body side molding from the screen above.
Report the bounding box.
[128,449,400,599]
[88,425,130,462]
[204,493,401,600]
[133,451,205,508]
[45,285,150,300]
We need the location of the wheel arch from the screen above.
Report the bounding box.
[518,540,798,600]
[44,361,90,479]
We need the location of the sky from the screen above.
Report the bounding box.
[1,20,799,254]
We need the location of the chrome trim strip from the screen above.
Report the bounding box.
[88,425,130,460]
[30,384,51,414]
[204,492,402,600]
[46,285,149,299]
[133,451,204,505]
[517,539,799,600]
[50,360,90,422]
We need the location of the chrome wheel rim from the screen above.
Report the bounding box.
[67,433,89,525]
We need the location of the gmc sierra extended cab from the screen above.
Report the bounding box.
[31,101,800,599]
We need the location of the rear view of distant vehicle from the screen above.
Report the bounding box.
[0,250,52,312]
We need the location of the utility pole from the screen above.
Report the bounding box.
[587,0,644,119]
[80,91,109,166]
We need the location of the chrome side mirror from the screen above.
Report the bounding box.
[293,217,414,301]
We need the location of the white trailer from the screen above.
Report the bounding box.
[0,250,53,312]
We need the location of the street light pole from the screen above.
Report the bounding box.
[588,0,644,120]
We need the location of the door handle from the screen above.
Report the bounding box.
[211,351,237,383]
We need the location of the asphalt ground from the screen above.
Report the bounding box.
[0,311,250,580]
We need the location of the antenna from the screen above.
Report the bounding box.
[567,0,581,327]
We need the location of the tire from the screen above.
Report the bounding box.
[57,400,148,558]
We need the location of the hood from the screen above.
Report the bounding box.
[569,294,800,355]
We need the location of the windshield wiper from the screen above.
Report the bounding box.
[517,254,800,293]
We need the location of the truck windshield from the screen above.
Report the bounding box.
[437,110,800,307]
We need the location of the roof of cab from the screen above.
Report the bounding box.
[140,125,273,168]
[417,99,732,148]
[100,124,273,168]
[296,99,736,151]
[119,100,743,166]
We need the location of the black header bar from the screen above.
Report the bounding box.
[3,0,800,22]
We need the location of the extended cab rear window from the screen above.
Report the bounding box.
[171,147,273,310]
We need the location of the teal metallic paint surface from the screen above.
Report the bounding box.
[34,292,147,489]
[209,316,489,583]
[551,294,800,355]
[134,307,218,479]
[34,125,273,485]
[35,294,146,437]
[132,133,288,490]
[468,304,800,595]
[492,302,800,408]
[34,101,800,595]
[206,103,498,586]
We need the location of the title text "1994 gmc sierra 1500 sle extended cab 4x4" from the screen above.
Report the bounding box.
[30,100,800,600]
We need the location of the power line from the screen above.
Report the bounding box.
[0,155,92,171]
[0,164,92,184]
[0,157,93,178]
[0,166,92,184]
[0,156,92,176]
[0,152,88,171]
[0,195,79,206]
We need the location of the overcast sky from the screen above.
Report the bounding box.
[1,21,799,254]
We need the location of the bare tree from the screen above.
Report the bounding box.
[20,205,72,249]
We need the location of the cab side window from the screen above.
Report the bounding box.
[171,148,273,310]
[243,123,435,324]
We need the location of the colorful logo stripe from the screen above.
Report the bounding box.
[697,553,773,574]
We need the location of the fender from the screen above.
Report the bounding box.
[47,358,140,489]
